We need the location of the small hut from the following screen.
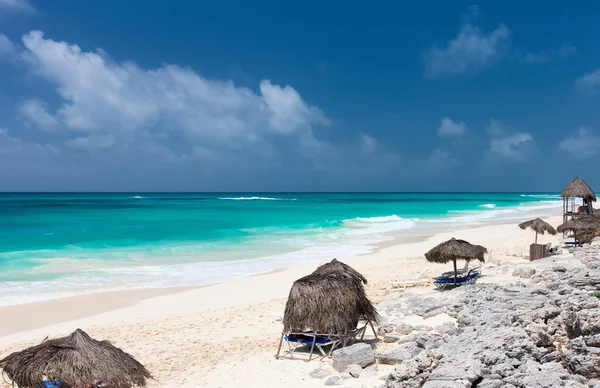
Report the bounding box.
[557,216,600,245]
[425,238,486,285]
[561,177,597,231]
[518,218,557,260]
[282,271,378,335]
[0,329,151,388]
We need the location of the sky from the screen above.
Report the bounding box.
[1,0,600,192]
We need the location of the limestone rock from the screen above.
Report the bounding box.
[332,343,375,372]
[377,343,423,365]
[324,376,343,386]
[346,364,362,378]
[519,267,536,279]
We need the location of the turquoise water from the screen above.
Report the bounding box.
[0,193,560,305]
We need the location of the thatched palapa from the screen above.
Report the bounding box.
[425,238,486,284]
[560,177,597,201]
[311,258,367,285]
[0,329,151,388]
[283,260,378,335]
[557,216,599,234]
[557,216,600,245]
[518,218,557,244]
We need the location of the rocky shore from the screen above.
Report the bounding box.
[312,244,600,388]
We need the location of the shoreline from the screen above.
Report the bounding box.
[0,201,561,310]
[0,212,563,341]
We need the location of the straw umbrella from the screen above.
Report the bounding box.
[425,238,487,285]
[518,218,557,244]
[311,258,368,285]
[0,329,151,388]
[557,216,600,245]
[283,271,378,335]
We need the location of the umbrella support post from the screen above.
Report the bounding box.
[453,260,457,285]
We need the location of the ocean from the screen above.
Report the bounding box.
[0,193,561,306]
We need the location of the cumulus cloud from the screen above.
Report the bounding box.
[8,30,398,187]
[0,128,59,157]
[486,119,534,161]
[0,34,14,59]
[575,69,600,94]
[437,117,468,137]
[522,44,576,64]
[558,128,600,159]
[19,99,59,130]
[359,134,377,155]
[423,20,511,78]
[0,0,34,13]
[19,31,329,161]
[427,148,459,169]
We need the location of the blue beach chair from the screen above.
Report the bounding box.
[38,378,102,388]
[434,269,480,290]
[275,322,372,361]
[276,331,341,361]
[39,380,61,388]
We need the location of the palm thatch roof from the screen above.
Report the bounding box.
[557,216,600,234]
[311,258,368,285]
[283,271,379,335]
[576,231,596,244]
[518,218,557,236]
[560,177,596,201]
[425,238,487,264]
[0,329,151,388]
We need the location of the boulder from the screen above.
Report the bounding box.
[346,364,362,378]
[394,323,414,335]
[332,343,375,372]
[377,342,423,365]
[519,267,536,279]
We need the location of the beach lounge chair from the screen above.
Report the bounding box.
[39,379,102,388]
[434,269,480,290]
[391,270,430,288]
[275,322,370,361]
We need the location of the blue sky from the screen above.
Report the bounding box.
[1,0,600,192]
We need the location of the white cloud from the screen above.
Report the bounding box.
[13,30,399,180]
[423,23,511,78]
[489,133,533,161]
[19,31,329,161]
[0,34,14,59]
[437,117,468,137]
[66,134,116,150]
[427,148,459,169]
[259,79,328,134]
[486,119,533,161]
[0,0,34,12]
[19,99,59,130]
[359,134,377,154]
[523,44,576,64]
[0,128,59,157]
[574,68,600,94]
[558,128,600,159]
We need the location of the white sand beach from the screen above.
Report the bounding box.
[0,213,571,387]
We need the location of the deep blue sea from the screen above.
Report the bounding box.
[0,193,561,306]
